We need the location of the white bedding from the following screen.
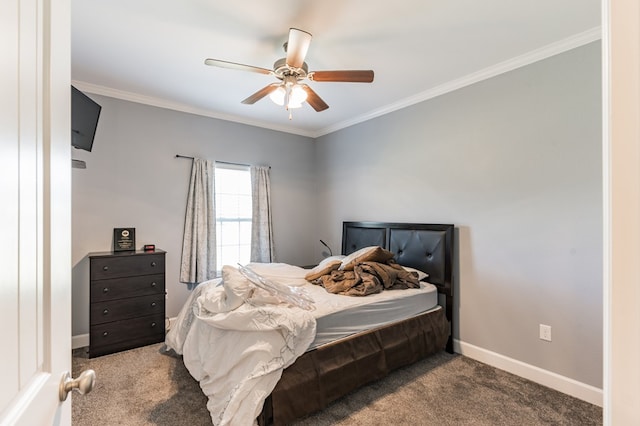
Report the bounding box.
[165,264,316,426]
[308,280,439,349]
[165,262,438,425]
[243,263,439,349]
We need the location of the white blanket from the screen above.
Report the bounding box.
[165,264,316,426]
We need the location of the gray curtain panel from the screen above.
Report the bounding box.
[250,165,275,262]
[180,158,216,284]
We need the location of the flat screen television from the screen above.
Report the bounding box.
[71,85,101,152]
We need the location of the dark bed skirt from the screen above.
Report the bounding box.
[258,307,450,425]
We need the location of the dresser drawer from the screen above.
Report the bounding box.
[90,274,164,302]
[90,313,165,353]
[91,253,165,280]
[91,294,165,325]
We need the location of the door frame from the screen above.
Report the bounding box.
[602,0,640,424]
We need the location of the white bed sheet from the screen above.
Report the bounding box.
[245,263,440,350]
[307,282,439,349]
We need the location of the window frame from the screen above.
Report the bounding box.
[214,163,252,271]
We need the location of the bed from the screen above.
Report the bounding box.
[165,221,454,426]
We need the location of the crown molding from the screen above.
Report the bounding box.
[313,26,602,138]
[73,27,601,140]
[70,81,317,138]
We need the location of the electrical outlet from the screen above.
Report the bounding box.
[539,324,552,342]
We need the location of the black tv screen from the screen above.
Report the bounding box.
[71,86,101,152]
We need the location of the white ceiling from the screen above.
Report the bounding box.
[71,0,601,138]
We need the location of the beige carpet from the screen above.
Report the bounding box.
[72,343,601,425]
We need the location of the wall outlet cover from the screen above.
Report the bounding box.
[539,324,552,342]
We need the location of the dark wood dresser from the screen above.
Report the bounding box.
[88,249,166,357]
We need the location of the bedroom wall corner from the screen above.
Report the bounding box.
[71,97,317,338]
[313,41,603,391]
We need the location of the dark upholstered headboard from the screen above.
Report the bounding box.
[342,222,454,298]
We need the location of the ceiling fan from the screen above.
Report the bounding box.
[204,28,374,118]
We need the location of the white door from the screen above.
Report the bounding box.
[0,0,75,424]
[604,1,640,424]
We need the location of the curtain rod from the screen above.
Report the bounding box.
[175,154,269,169]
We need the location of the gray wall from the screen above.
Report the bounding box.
[71,97,317,335]
[313,42,602,387]
[71,42,602,389]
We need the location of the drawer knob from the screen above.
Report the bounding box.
[102,266,109,271]
[151,302,156,307]
[102,287,109,294]
[151,322,157,328]
[151,261,157,267]
[102,331,108,337]
[151,282,156,288]
[102,309,109,315]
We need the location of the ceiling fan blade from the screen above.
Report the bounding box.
[286,28,312,69]
[241,83,281,105]
[309,70,374,83]
[204,58,273,75]
[300,84,329,112]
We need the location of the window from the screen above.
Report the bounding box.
[215,165,252,269]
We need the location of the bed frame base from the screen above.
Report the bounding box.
[258,221,456,425]
[258,308,449,426]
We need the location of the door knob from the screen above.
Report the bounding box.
[59,369,96,401]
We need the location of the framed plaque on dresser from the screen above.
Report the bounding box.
[88,249,166,357]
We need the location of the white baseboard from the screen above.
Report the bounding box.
[454,339,603,407]
[72,326,600,405]
[72,333,89,349]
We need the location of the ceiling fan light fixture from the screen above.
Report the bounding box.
[290,85,307,106]
[269,86,286,106]
[270,83,307,110]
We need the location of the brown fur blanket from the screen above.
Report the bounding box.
[311,260,420,296]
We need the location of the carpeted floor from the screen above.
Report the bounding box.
[72,343,601,425]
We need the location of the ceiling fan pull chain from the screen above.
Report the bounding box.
[285,84,292,108]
